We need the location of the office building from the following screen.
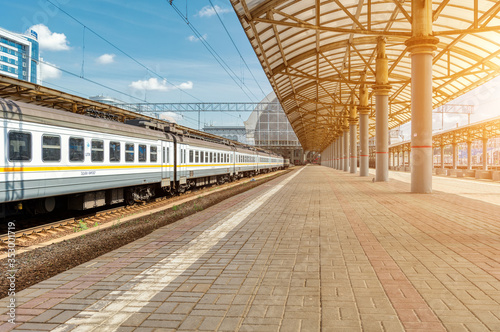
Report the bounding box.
[0,26,39,84]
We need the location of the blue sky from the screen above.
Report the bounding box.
[2,0,500,132]
[0,0,272,127]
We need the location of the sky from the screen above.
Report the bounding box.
[1,0,500,134]
[0,0,272,128]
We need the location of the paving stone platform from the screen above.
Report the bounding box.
[2,165,500,331]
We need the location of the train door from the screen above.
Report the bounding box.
[230,148,235,177]
[178,143,188,186]
[161,140,170,188]
[253,151,258,173]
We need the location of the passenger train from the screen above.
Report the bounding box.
[0,98,284,217]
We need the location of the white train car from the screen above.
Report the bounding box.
[0,99,172,215]
[1,98,286,217]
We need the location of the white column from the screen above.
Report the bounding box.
[358,72,370,177]
[406,0,438,193]
[440,145,445,169]
[336,138,340,170]
[452,143,457,169]
[483,138,488,170]
[374,37,391,182]
[467,141,472,170]
[349,105,358,174]
[329,143,333,168]
[343,126,350,172]
[339,134,344,170]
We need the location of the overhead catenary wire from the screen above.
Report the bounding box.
[167,0,260,103]
[37,59,147,103]
[44,0,203,103]
[208,0,267,99]
[43,0,245,125]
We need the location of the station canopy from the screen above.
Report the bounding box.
[230,0,500,152]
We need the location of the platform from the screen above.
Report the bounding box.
[2,165,500,331]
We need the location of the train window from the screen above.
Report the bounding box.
[189,150,193,163]
[42,135,60,162]
[69,137,84,162]
[91,140,104,162]
[162,147,166,164]
[218,153,221,163]
[139,144,147,162]
[167,147,170,163]
[9,131,32,161]
[125,143,134,162]
[205,152,209,163]
[183,150,186,164]
[200,151,204,163]
[110,142,120,162]
[151,146,157,162]
[195,151,199,163]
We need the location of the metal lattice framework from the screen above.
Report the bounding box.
[389,115,500,153]
[230,0,500,152]
[111,102,282,113]
[0,75,249,145]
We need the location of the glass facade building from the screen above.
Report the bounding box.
[0,27,39,84]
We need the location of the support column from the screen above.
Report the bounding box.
[408,150,411,171]
[397,150,400,168]
[337,137,341,170]
[467,141,472,170]
[406,0,439,193]
[373,38,391,182]
[335,139,338,169]
[339,134,344,170]
[343,119,350,172]
[440,145,445,169]
[331,143,334,168]
[349,105,358,174]
[452,143,457,169]
[483,138,488,170]
[330,143,333,168]
[326,144,329,167]
[334,138,338,169]
[358,72,370,177]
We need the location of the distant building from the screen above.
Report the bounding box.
[203,126,248,144]
[245,92,304,164]
[0,27,39,84]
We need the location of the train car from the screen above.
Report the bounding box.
[0,99,174,216]
[234,147,258,177]
[1,98,286,218]
[179,135,235,191]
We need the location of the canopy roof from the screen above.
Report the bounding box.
[231,0,500,152]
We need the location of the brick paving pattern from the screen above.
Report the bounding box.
[1,165,500,331]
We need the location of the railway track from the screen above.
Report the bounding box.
[0,198,168,246]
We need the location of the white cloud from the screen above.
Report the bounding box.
[188,34,207,42]
[40,61,62,80]
[178,81,193,90]
[29,24,70,51]
[159,112,181,123]
[96,53,116,64]
[129,78,193,91]
[197,5,231,17]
